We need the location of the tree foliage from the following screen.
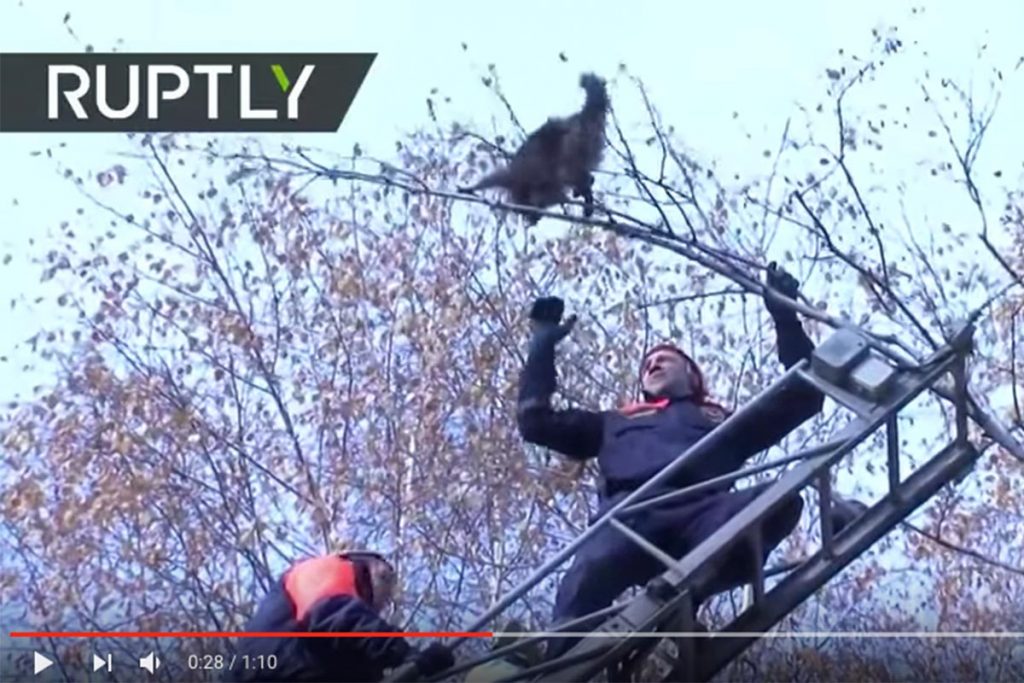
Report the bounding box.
[2,13,1024,682]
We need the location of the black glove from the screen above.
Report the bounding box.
[528,297,577,354]
[763,262,801,322]
[413,642,454,677]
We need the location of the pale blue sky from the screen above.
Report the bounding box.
[2,0,1022,408]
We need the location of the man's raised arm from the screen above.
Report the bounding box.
[516,297,604,461]
[723,264,825,462]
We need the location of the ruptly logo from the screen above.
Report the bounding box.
[0,53,377,132]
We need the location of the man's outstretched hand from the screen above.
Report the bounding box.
[529,296,578,350]
[763,262,801,321]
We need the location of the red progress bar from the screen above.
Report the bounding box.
[10,631,492,639]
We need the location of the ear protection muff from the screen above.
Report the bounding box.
[338,550,394,606]
[338,549,390,565]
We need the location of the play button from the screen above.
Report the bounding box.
[33,652,54,675]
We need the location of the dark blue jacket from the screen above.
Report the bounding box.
[516,316,823,516]
[227,555,411,683]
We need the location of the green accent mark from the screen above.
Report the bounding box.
[270,64,290,92]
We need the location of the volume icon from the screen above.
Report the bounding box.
[139,652,161,674]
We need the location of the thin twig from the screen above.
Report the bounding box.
[901,520,1024,579]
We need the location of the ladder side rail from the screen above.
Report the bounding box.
[656,348,957,595]
[616,335,962,597]
[450,361,810,642]
[693,439,980,682]
[536,590,695,682]
[827,322,1021,461]
[423,333,973,683]
[620,437,850,517]
[909,327,1023,461]
[494,646,617,683]
[507,344,959,679]
[529,420,876,683]
[671,344,976,680]
[419,604,628,682]
[532,348,960,683]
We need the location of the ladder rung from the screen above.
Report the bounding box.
[695,440,979,682]
[620,437,848,517]
[749,532,765,604]
[765,559,801,578]
[608,518,688,575]
[952,355,969,445]
[818,473,834,556]
[886,415,900,493]
[451,330,977,683]
[461,362,817,640]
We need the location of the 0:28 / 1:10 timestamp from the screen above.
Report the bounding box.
[187,654,279,671]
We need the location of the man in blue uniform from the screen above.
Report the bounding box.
[518,264,851,659]
[227,550,453,682]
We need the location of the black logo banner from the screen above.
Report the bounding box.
[0,53,376,132]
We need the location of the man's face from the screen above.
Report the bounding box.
[641,349,695,399]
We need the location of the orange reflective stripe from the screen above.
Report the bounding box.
[283,555,359,623]
[617,397,670,416]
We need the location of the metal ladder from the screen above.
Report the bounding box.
[390,323,981,683]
